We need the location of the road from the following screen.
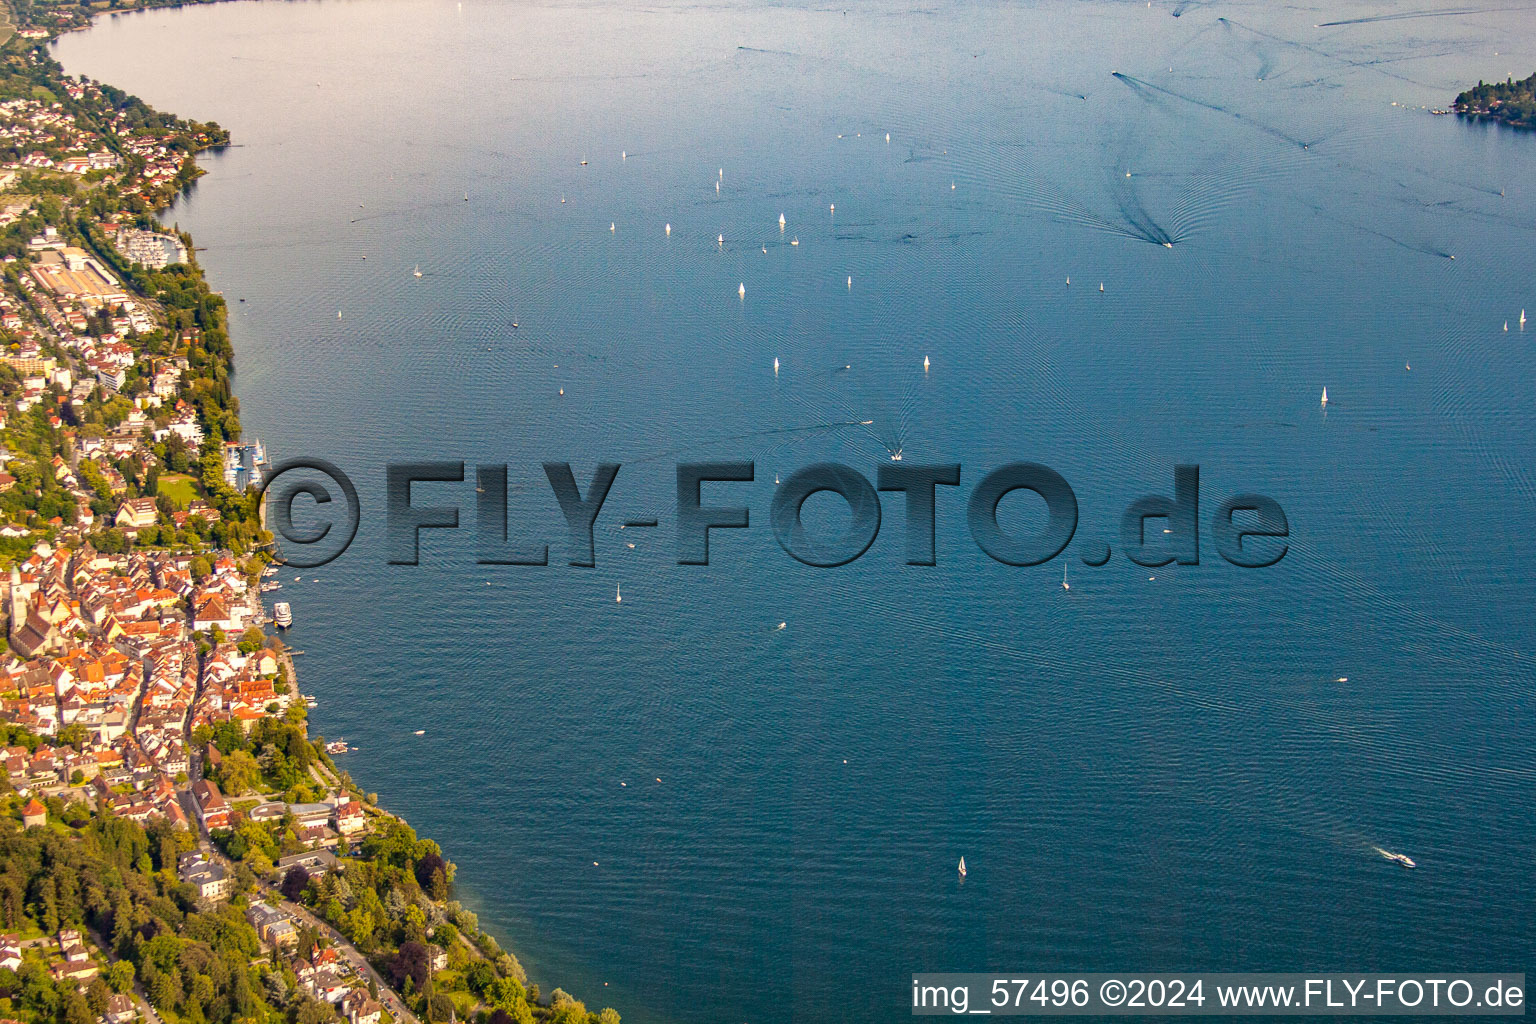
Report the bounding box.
[83,926,165,1024]
[260,884,420,1024]
[189,831,418,1024]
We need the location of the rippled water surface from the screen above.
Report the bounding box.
[57,2,1536,1020]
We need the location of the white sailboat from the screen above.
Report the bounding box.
[1321,386,1328,407]
[957,857,967,877]
[413,265,422,278]
[773,357,779,376]
[1522,309,1527,328]
[924,355,930,373]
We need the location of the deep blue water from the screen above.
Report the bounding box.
[58,2,1536,1021]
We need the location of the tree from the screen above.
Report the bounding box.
[427,993,454,1022]
[389,941,429,992]
[217,749,262,796]
[280,865,310,902]
[106,960,135,994]
[414,851,448,899]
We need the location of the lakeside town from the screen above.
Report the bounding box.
[0,6,621,1024]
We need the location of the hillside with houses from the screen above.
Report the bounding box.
[0,4,619,1024]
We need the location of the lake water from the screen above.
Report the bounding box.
[57,2,1536,1021]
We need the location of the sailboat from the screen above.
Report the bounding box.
[1522,309,1527,328]
[957,857,967,877]
[924,355,930,372]
[1321,386,1328,407]
[413,265,422,278]
[773,357,779,376]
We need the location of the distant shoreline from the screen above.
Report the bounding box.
[1452,72,1536,131]
[45,2,607,1016]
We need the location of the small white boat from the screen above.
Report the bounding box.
[1062,564,1070,590]
[958,856,967,877]
[890,449,903,461]
[739,282,746,297]
[773,357,779,375]
[778,212,786,227]
[1099,282,1105,292]
[1373,846,1416,868]
[924,355,930,372]
[1321,386,1328,406]
[1522,309,1527,328]
[616,583,622,603]
[775,622,786,630]
[665,223,671,235]
[413,730,425,736]
[413,265,422,277]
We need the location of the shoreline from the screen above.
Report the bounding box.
[17,4,622,1022]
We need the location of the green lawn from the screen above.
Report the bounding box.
[157,473,198,508]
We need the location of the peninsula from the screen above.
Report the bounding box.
[1453,72,1536,130]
